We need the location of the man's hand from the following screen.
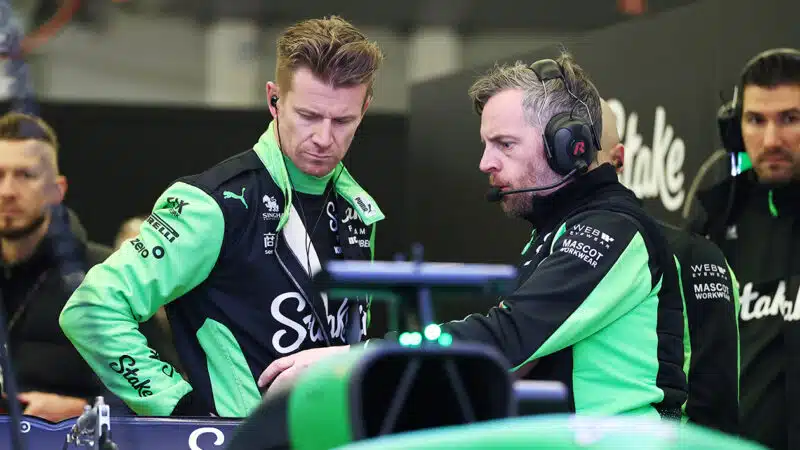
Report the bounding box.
[18,392,88,423]
[258,346,351,395]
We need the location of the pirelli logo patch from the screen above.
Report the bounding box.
[146,213,180,243]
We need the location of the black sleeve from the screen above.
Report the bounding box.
[437,211,655,369]
[679,234,740,434]
[685,194,710,236]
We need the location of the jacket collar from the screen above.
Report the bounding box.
[252,121,385,231]
[722,170,800,218]
[750,172,800,218]
[523,163,635,230]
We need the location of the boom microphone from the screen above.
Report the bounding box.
[485,165,582,203]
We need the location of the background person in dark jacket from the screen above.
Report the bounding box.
[0,112,108,422]
[687,48,800,450]
[599,98,741,435]
[0,112,177,422]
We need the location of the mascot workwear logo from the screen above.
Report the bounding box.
[606,98,687,212]
[740,280,800,322]
[691,263,731,301]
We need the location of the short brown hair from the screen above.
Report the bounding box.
[0,112,58,152]
[275,16,384,97]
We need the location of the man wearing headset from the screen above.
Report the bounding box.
[260,52,689,419]
[687,48,800,450]
[599,99,741,434]
[59,16,385,418]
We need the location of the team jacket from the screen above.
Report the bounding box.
[59,121,384,418]
[689,170,800,450]
[436,164,687,417]
[659,221,740,434]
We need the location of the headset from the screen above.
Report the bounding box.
[485,59,602,203]
[529,58,601,176]
[697,48,800,229]
[717,48,800,156]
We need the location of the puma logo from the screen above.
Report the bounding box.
[223,187,248,209]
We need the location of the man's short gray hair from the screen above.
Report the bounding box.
[468,51,602,147]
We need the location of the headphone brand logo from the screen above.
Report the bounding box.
[573,141,586,156]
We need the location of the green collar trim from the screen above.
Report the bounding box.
[283,153,333,195]
[768,189,779,218]
[253,121,385,230]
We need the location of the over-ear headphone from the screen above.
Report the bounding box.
[717,48,800,154]
[529,59,600,176]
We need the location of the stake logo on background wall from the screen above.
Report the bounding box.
[606,98,687,213]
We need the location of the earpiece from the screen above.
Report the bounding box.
[271,95,278,108]
[529,59,599,176]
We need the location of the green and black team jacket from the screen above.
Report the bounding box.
[659,221,741,435]
[59,121,384,418]
[689,169,800,450]
[436,164,687,418]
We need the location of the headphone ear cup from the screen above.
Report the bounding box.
[544,113,595,175]
[717,100,744,154]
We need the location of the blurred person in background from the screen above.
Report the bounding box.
[687,48,800,450]
[599,99,741,435]
[114,215,146,250]
[60,15,386,418]
[0,112,109,422]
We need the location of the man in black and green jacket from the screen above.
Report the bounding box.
[600,98,740,434]
[59,16,386,418]
[260,54,689,419]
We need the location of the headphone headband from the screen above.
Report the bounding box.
[528,58,600,175]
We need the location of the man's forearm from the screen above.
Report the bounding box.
[60,290,193,416]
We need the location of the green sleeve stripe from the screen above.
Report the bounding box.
[521,229,537,255]
[60,182,225,416]
[515,232,652,368]
[369,223,376,262]
[550,223,567,253]
[674,255,691,420]
[197,319,261,417]
[366,224,377,328]
[728,261,741,401]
